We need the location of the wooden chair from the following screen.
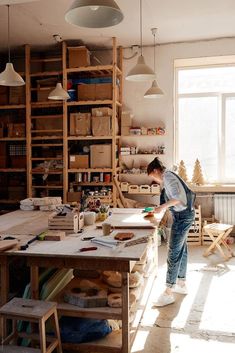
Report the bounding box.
[0,298,62,353]
[203,223,234,260]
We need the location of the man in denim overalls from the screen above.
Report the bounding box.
[147,157,195,307]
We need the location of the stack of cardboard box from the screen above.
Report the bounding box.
[121,112,133,136]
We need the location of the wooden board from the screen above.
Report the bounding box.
[0,240,18,252]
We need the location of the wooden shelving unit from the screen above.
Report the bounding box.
[63,38,122,206]
[0,38,122,207]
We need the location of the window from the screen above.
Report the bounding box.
[175,58,235,183]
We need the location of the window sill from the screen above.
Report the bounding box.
[189,184,235,193]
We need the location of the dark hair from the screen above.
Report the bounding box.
[147,157,166,175]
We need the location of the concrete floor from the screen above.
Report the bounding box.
[131,243,235,353]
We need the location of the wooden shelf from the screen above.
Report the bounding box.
[31,143,63,147]
[31,157,62,161]
[66,64,122,76]
[120,154,164,157]
[75,182,113,186]
[124,192,160,196]
[31,57,62,63]
[31,136,63,140]
[31,101,63,108]
[0,137,26,141]
[121,134,165,137]
[67,100,121,107]
[68,168,113,173]
[0,104,26,110]
[0,168,26,172]
[30,70,62,77]
[31,115,63,119]
[68,136,113,141]
[31,129,63,134]
[31,170,63,174]
[32,185,63,189]
[119,173,148,176]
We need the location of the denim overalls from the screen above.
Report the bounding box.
[161,172,196,287]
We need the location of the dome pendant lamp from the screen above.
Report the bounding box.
[65,0,124,28]
[0,5,25,87]
[144,28,163,98]
[126,0,155,82]
[48,83,70,101]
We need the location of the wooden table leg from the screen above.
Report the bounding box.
[122,272,130,353]
[30,265,39,299]
[0,256,9,339]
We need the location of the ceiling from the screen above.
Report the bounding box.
[0,0,235,51]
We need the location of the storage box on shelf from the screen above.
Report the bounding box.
[70,113,91,136]
[68,46,90,68]
[90,145,112,169]
[69,155,89,169]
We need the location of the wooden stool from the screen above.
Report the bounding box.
[0,298,62,353]
[203,223,234,260]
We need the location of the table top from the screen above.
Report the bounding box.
[0,209,162,262]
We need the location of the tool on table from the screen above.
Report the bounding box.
[77,247,97,252]
[19,231,46,250]
[82,236,95,241]
[124,236,149,247]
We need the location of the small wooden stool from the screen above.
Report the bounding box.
[0,298,62,353]
[203,223,234,260]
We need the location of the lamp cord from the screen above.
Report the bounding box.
[7,4,11,63]
[153,32,156,73]
[140,0,142,56]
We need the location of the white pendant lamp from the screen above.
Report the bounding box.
[0,5,25,87]
[126,0,155,82]
[65,0,124,28]
[144,28,163,98]
[48,83,70,101]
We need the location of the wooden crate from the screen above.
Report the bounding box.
[48,212,84,233]
[187,205,202,245]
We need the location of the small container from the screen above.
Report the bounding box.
[104,173,111,183]
[100,172,104,182]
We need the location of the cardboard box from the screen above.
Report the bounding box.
[92,116,112,136]
[121,126,130,136]
[90,144,112,168]
[9,86,25,105]
[67,192,82,203]
[70,155,89,169]
[78,84,96,101]
[121,112,133,127]
[0,86,8,105]
[7,123,25,138]
[96,83,113,100]
[68,46,90,68]
[92,107,113,117]
[70,113,91,136]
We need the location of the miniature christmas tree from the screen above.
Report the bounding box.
[192,159,204,185]
[178,160,188,182]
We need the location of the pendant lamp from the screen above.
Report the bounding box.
[65,0,124,28]
[48,83,70,101]
[0,5,25,87]
[126,0,155,82]
[144,28,163,98]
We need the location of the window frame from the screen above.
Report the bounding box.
[174,56,235,184]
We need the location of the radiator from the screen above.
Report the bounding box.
[214,194,235,225]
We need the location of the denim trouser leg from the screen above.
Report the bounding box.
[166,210,194,288]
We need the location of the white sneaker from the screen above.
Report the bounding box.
[173,284,188,295]
[153,292,175,307]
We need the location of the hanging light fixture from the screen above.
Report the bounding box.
[48,82,70,101]
[144,28,163,98]
[65,0,124,28]
[0,5,25,87]
[126,0,155,82]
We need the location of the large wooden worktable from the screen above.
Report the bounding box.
[0,208,163,353]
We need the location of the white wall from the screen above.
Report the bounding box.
[122,37,235,169]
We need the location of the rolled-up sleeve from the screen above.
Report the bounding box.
[163,171,187,210]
